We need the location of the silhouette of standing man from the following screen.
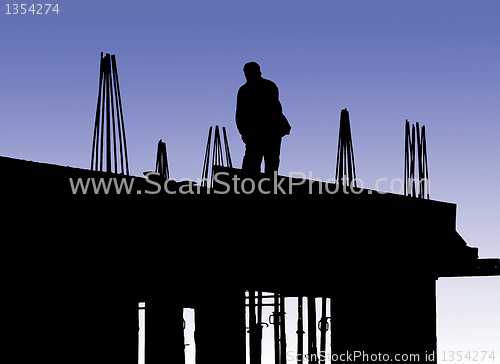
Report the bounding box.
[236,62,291,174]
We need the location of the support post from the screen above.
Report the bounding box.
[297,296,304,364]
[307,297,318,364]
[145,299,184,364]
[273,292,280,364]
[279,294,286,364]
[319,297,328,364]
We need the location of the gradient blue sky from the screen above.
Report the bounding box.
[1,0,498,362]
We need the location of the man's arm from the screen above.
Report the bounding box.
[235,87,248,137]
[270,80,290,136]
[270,81,283,116]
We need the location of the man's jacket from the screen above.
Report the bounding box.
[236,77,291,143]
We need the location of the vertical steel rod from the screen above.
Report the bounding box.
[319,297,327,364]
[105,59,111,173]
[279,295,286,364]
[404,120,409,196]
[223,126,233,168]
[257,291,263,364]
[111,54,129,175]
[273,292,280,364]
[422,126,429,199]
[416,122,422,197]
[297,296,304,364]
[210,126,218,188]
[201,126,212,187]
[113,64,124,174]
[108,66,118,173]
[307,297,318,364]
[330,297,334,362]
[99,57,106,172]
[91,52,104,171]
[249,290,256,364]
[411,124,416,196]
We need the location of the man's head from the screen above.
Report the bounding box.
[243,62,261,81]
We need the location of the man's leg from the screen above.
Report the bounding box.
[242,142,264,174]
[263,137,282,174]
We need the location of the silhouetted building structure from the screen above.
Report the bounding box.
[1,154,498,364]
[236,62,291,174]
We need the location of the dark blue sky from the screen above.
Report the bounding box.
[1,0,498,358]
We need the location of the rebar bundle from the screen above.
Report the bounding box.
[335,108,357,187]
[91,52,129,175]
[404,120,429,198]
[200,125,232,188]
[155,139,169,179]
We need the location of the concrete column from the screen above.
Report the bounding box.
[145,299,184,364]
[194,288,246,364]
